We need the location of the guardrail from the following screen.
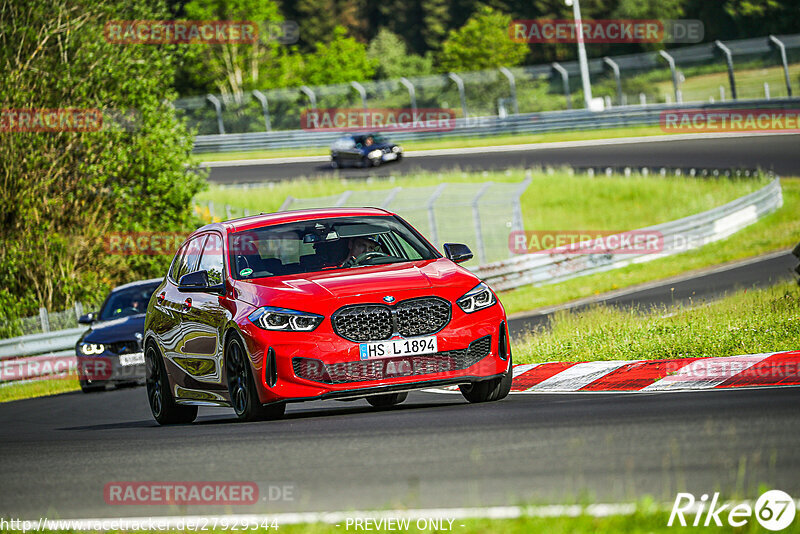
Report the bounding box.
[471,178,782,291]
[0,328,83,383]
[192,98,800,153]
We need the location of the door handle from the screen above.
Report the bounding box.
[182,298,192,311]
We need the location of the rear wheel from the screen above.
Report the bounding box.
[366,392,407,408]
[226,336,286,422]
[331,156,339,168]
[459,357,513,403]
[145,344,197,425]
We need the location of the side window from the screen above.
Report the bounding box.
[197,234,224,285]
[395,234,423,260]
[168,245,186,281]
[174,236,206,282]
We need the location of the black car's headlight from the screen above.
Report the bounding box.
[456,283,497,313]
[367,149,383,159]
[78,342,105,355]
[249,307,324,332]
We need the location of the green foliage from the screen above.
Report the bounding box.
[367,29,433,79]
[438,6,529,72]
[0,0,205,323]
[300,26,375,86]
[181,0,286,96]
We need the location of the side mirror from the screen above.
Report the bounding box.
[178,270,225,295]
[78,312,96,325]
[443,243,473,264]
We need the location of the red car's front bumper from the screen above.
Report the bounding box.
[239,303,510,404]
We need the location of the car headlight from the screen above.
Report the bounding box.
[78,343,105,355]
[249,307,324,332]
[456,283,497,313]
[368,149,382,159]
[392,145,402,153]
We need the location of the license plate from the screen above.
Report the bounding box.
[119,352,145,366]
[382,152,397,161]
[359,336,437,360]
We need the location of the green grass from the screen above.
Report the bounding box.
[501,177,799,315]
[656,62,800,102]
[0,378,80,403]
[514,281,800,364]
[190,125,668,162]
[195,169,763,235]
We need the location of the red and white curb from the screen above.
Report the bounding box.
[433,351,800,393]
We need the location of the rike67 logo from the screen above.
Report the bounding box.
[669,490,796,531]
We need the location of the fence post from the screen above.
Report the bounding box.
[381,187,402,208]
[499,67,519,115]
[768,35,792,97]
[74,302,84,321]
[551,63,571,110]
[399,77,417,113]
[300,85,317,110]
[206,94,225,135]
[512,177,532,238]
[225,205,233,219]
[447,73,468,119]
[714,40,737,100]
[427,183,447,248]
[658,50,682,104]
[603,57,623,106]
[764,82,770,99]
[335,190,353,206]
[350,81,368,111]
[252,90,272,132]
[39,307,50,333]
[278,196,294,211]
[471,183,492,264]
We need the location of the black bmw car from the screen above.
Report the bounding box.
[75,278,161,392]
[330,132,403,168]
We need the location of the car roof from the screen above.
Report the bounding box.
[192,207,395,235]
[111,277,162,292]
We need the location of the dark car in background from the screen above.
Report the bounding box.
[330,133,403,168]
[75,278,161,392]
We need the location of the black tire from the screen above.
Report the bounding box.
[79,379,105,393]
[366,392,408,408]
[362,156,380,168]
[459,356,513,403]
[226,336,286,422]
[331,156,339,168]
[145,343,198,425]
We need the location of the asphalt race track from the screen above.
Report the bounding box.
[2,385,799,520]
[204,133,800,183]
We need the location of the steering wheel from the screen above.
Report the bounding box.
[341,251,387,268]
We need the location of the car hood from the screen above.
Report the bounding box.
[234,259,478,309]
[80,314,146,343]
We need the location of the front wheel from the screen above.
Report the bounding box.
[366,392,407,408]
[146,344,197,425]
[459,357,513,403]
[226,336,286,422]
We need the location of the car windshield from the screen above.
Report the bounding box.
[97,282,160,321]
[355,134,387,146]
[229,216,437,280]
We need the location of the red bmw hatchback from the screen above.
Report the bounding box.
[144,208,512,424]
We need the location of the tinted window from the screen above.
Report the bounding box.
[98,282,160,321]
[197,233,224,285]
[229,216,437,280]
[174,235,205,282]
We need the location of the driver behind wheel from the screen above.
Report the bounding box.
[341,236,381,267]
